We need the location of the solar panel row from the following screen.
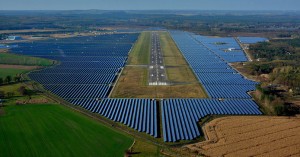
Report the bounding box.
[29,73,116,85]
[34,68,120,74]
[44,84,111,99]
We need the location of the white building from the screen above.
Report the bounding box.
[6,36,22,40]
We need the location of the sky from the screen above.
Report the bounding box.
[0,0,299,10]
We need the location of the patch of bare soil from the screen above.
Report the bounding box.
[0,49,9,53]
[0,29,57,34]
[0,64,41,70]
[16,98,52,105]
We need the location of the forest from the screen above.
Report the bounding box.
[246,38,300,115]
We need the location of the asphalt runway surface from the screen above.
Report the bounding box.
[148,32,168,85]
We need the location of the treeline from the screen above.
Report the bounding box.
[249,38,300,61]
[255,84,298,116]
[0,75,22,85]
[1,11,300,37]
[247,63,300,96]
[0,85,33,99]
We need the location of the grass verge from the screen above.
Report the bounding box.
[0,68,29,78]
[128,32,151,65]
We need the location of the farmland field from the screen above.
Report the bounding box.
[0,104,133,157]
[0,68,28,78]
[0,53,54,66]
[186,116,300,157]
[0,64,41,79]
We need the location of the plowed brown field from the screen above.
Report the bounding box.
[186,116,300,157]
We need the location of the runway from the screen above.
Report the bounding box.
[148,32,168,85]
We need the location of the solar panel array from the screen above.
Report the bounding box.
[170,31,258,99]
[69,98,158,138]
[193,35,248,62]
[161,99,261,142]
[238,37,268,44]
[9,31,264,142]
[11,34,138,100]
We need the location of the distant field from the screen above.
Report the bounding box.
[0,104,133,157]
[185,116,300,157]
[0,29,58,34]
[0,68,28,78]
[0,53,54,66]
[112,31,207,98]
[0,63,42,82]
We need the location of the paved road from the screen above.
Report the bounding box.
[148,32,168,85]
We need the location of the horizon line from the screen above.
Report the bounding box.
[1,9,300,11]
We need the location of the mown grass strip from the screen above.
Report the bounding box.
[0,53,54,66]
[128,32,151,65]
[0,68,28,78]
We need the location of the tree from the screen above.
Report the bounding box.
[14,76,21,83]
[6,92,14,98]
[0,91,5,99]
[18,86,26,96]
[0,77,3,85]
[274,104,285,115]
[18,86,32,99]
[4,75,12,84]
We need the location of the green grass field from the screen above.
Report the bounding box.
[0,83,24,96]
[0,53,54,66]
[131,140,160,157]
[0,68,28,78]
[0,104,133,157]
[128,32,150,65]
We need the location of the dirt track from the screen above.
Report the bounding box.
[186,116,300,157]
[0,64,41,70]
